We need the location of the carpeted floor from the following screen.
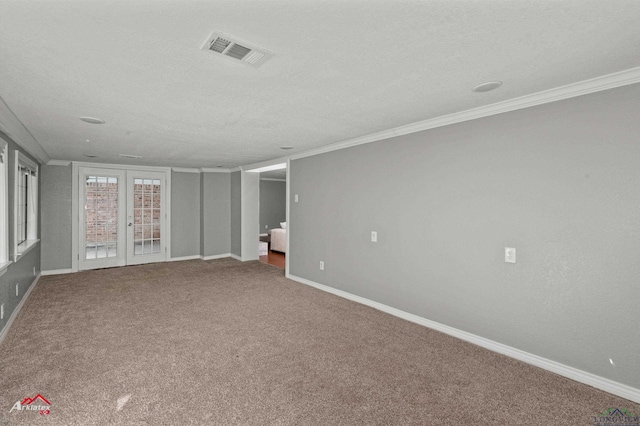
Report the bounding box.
[0,259,637,425]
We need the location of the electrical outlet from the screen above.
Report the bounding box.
[16,283,19,296]
[371,231,377,242]
[294,194,299,203]
[33,266,36,276]
[1,303,4,320]
[265,225,268,229]
[319,261,324,270]
[505,247,516,263]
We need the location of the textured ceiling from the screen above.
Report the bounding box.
[1,0,639,168]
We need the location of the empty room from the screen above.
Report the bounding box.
[1,1,639,424]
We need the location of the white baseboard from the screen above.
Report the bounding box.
[0,274,41,347]
[41,268,75,276]
[229,254,242,261]
[168,255,202,262]
[203,253,233,261]
[286,273,640,404]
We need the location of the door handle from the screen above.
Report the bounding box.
[128,222,133,227]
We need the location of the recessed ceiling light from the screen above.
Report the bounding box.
[473,81,503,93]
[85,139,91,143]
[280,146,293,150]
[84,154,98,158]
[80,116,106,124]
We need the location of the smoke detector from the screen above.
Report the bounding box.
[201,32,274,68]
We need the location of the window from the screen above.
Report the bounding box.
[0,140,9,274]
[13,151,38,261]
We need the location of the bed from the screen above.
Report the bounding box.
[270,224,287,253]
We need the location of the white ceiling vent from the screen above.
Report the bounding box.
[201,32,274,68]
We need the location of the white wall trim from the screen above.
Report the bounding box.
[72,161,172,173]
[200,167,232,173]
[229,253,242,261]
[0,274,41,347]
[286,66,640,162]
[203,253,233,260]
[46,160,71,166]
[260,178,286,182]
[168,255,202,262]
[172,167,200,173]
[41,268,75,276]
[285,158,291,276]
[286,273,640,404]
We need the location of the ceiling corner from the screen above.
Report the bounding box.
[0,96,51,165]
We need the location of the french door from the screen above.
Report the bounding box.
[78,167,167,270]
[126,171,166,265]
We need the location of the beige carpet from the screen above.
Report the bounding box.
[0,259,637,425]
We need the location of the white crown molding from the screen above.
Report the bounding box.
[200,167,231,173]
[241,157,288,172]
[286,273,640,404]
[290,67,640,161]
[0,96,50,165]
[229,167,241,173]
[172,167,200,173]
[46,160,71,166]
[72,161,171,173]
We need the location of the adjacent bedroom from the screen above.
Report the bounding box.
[258,168,287,269]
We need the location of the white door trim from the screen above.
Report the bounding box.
[71,162,172,272]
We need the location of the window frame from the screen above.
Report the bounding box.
[13,150,39,262]
[0,140,10,275]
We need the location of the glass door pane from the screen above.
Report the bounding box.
[79,167,126,270]
[127,172,166,265]
[133,178,162,255]
[84,176,119,259]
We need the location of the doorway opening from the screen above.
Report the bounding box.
[248,164,287,270]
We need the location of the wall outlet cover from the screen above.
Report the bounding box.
[505,247,516,263]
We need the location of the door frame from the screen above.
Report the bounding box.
[71,162,172,272]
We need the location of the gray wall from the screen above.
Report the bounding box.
[171,171,201,258]
[40,164,72,270]
[202,172,231,256]
[230,171,241,257]
[0,132,41,337]
[289,83,640,389]
[259,179,286,233]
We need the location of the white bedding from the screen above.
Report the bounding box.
[270,228,287,253]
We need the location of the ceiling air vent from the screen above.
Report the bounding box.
[201,32,274,68]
